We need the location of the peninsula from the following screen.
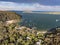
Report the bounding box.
[23,11,60,15]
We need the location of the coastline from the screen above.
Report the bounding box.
[23,11,60,15]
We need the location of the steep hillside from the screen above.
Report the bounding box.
[0,11,21,22]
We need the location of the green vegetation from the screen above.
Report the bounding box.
[0,23,44,45]
[0,11,21,22]
[43,28,60,45]
[0,11,44,45]
[0,11,59,45]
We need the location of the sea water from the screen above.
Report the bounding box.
[15,11,60,30]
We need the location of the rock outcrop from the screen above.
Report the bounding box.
[0,11,21,22]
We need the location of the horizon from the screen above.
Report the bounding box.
[1,10,60,12]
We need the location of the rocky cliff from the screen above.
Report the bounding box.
[0,11,21,22]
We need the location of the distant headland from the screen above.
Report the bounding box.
[23,11,60,15]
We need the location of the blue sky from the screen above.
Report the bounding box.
[0,0,60,11]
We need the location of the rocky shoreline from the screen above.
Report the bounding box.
[0,11,60,45]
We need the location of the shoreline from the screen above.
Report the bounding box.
[23,12,60,15]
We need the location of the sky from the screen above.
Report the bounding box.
[0,0,60,11]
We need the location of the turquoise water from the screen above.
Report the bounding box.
[16,11,60,30]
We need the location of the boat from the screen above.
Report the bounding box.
[56,19,59,22]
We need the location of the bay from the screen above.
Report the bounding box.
[15,11,60,30]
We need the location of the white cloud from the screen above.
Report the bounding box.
[0,1,60,11]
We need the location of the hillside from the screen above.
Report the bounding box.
[0,11,22,22]
[0,11,60,45]
[0,11,44,45]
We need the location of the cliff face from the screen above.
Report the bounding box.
[0,11,21,22]
[0,11,22,27]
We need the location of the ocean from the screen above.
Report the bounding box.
[15,11,60,30]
